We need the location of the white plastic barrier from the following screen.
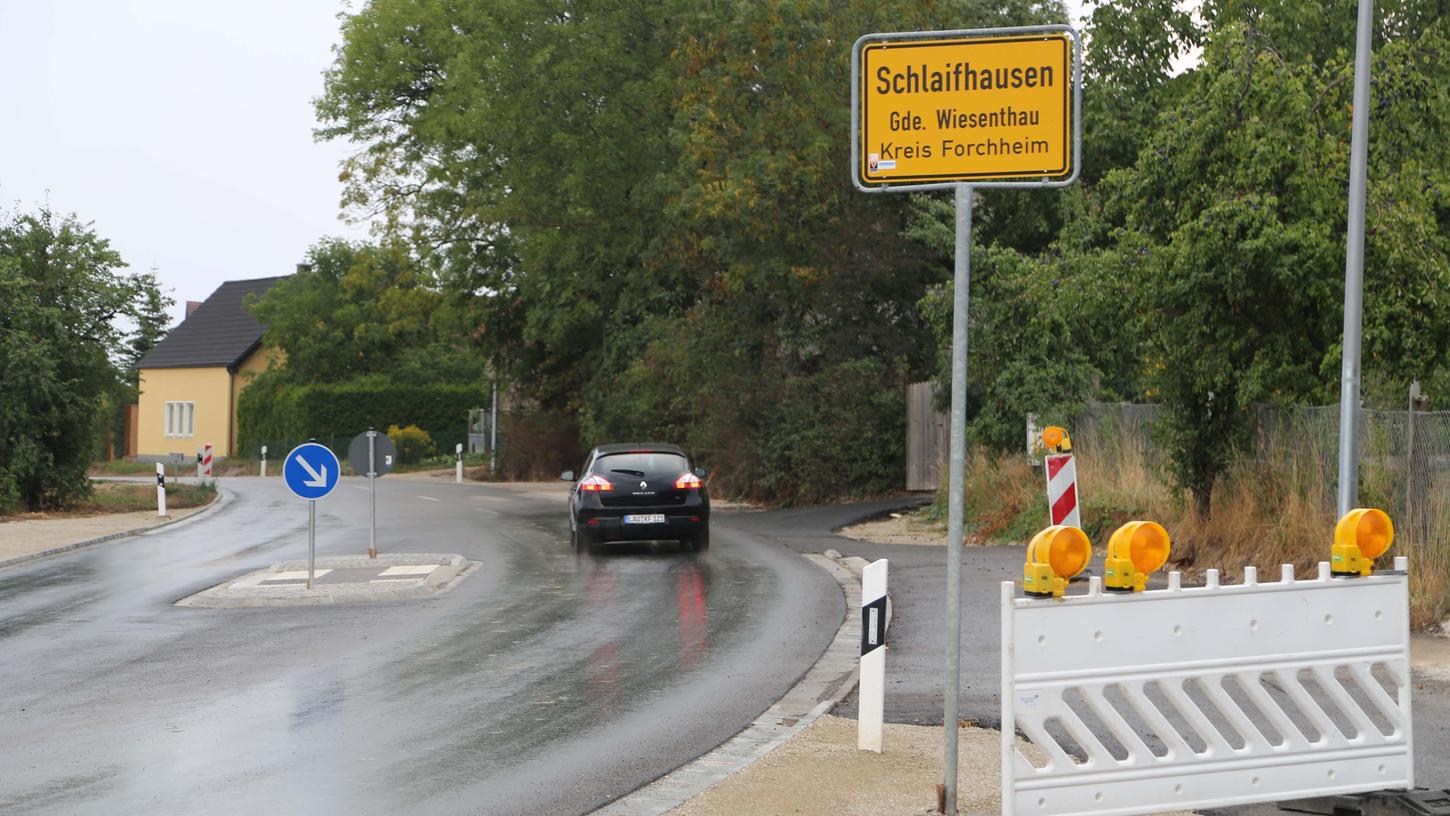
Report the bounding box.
[1001,558,1413,816]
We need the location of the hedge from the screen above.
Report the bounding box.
[238,375,486,455]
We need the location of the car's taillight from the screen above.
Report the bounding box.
[579,475,613,492]
[675,472,703,489]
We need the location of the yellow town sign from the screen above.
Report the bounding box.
[856,33,1073,187]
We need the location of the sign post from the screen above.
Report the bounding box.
[283,442,341,589]
[348,430,397,559]
[852,25,1080,815]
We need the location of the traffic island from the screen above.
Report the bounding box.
[175,553,478,608]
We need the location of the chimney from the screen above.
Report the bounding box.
[185,300,203,318]
[296,263,313,275]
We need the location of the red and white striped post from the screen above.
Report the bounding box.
[199,443,213,479]
[1040,426,1080,529]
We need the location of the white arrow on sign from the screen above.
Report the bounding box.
[295,454,329,487]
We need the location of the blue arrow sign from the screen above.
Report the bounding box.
[283,442,340,501]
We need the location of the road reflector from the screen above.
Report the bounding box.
[1104,521,1171,592]
[1024,525,1090,597]
[1332,507,1394,577]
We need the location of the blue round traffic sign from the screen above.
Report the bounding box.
[283,442,341,501]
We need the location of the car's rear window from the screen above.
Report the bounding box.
[595,452,688,477]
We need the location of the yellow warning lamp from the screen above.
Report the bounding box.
[1024,525,1092,597]
[1331,508,1394,577]
[1041,425,1072,454]
[1104,521,1171,592]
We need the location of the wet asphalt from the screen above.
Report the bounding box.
[0,478,842,816]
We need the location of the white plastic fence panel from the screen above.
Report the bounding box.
[1001,559,1413,816]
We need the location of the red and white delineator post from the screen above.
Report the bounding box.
[1040,426,1080,528]
[858,559,888,752]
[197,443,213,479]
[1045,454,1080,528]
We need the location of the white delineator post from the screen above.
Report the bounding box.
[859,558,889,752]
[260,445,267,477]
[156,462,166,517]
[455,443,464,483]
[1044,453,1081,528]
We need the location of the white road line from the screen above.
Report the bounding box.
[417,495,441,503]
[379,565,436,576]
[353,486,370,492]
[476,508,498,515]
[266,569,333,582]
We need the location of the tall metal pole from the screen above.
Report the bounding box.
[368,429,378,559]
[490,377,499,475]
[1337,0,1374,517]
[942,182,973,814]
[307,500,316,589]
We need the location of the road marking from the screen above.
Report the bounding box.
[417,495,440,502]
[476,508,498,515]
[369,577,422,583]
[379,565,436,576]
[265,569,333,582]
[353,486,370,492]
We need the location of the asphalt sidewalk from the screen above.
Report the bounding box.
[0,498,214,568]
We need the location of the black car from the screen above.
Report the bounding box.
[562,443,710,553]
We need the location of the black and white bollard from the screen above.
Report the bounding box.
[260,445,267,477]
[859,558,888,752]
[455,443,464,483]
[155,462,166,517]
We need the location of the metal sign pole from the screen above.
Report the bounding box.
[942,182,973,814]
[368,429,378,559]
[307,500,316,589]
[1337,0,1374,517]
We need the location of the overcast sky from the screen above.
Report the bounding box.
[1,1,1094,329]
[0,0,370,327]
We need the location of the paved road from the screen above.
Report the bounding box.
[0,478,842,816]
[741,499,1450,804]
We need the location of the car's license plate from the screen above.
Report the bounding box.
[623,514,666,524]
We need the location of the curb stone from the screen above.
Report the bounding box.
[591,550,892,816]
[0,487,233,572]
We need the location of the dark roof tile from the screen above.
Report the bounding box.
[138,276,285,370]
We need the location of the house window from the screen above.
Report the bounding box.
[165,401,195,437]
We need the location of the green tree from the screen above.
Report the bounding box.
[249,238,477,385]
[0,207,151,510]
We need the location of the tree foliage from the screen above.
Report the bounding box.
[0,207,162,511]
[316,0,1062,501]
[915,2,1450,509]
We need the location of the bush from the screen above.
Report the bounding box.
[238,372,485,453]
[387,424,435,464]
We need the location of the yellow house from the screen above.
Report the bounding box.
[136,276,285,459]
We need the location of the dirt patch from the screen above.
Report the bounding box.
[669,714,1190,816]
[838,507,947,547]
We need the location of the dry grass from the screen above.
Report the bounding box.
[953,424,1450,631]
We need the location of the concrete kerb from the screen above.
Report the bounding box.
[0,487,234,572]
[175,553,479,608]
[592,550,891,816]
